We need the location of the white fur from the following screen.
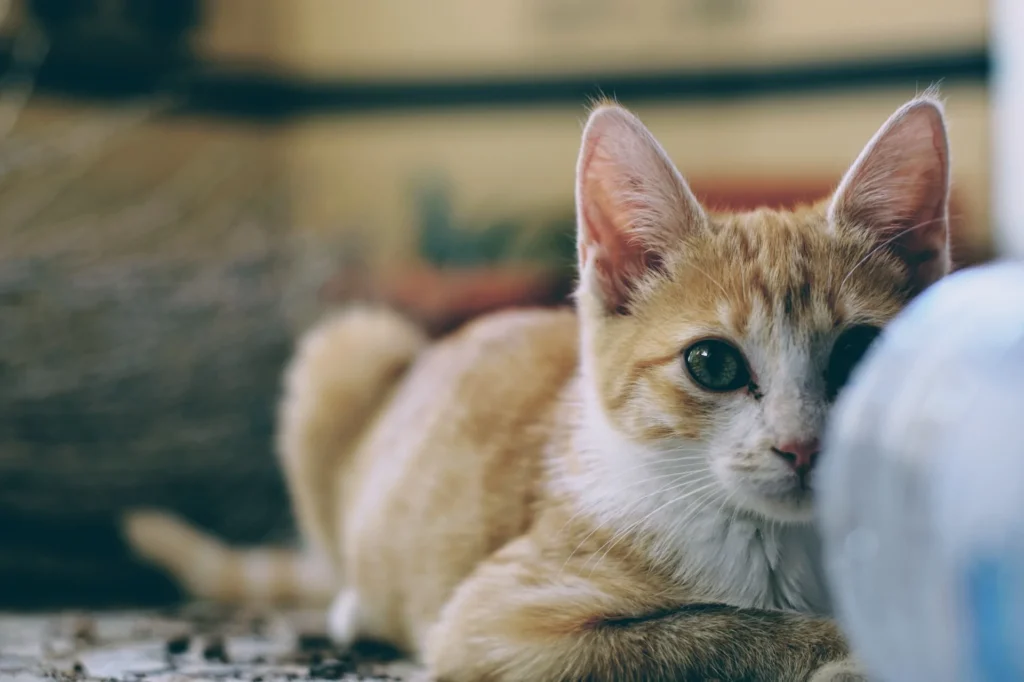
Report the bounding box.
[553,377,830,613]
[327,589,362,647]
[809,658,868,681]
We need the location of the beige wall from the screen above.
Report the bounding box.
[0,1,986,79]
[0,2,988,260]
[198,0,991,262]
[284,84,990,264]
[199,0,987,79]
[193,0,282,67]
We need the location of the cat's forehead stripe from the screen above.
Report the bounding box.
[675,206,902,336]
[719,210,827,331]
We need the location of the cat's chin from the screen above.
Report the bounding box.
[728,484,817,525]
[712,465,817,524]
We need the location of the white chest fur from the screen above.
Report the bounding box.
[556,394,832,614]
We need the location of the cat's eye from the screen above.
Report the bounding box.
[826,325,882,399]
[683,339,751,392]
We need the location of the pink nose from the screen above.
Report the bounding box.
[773,439,820,473]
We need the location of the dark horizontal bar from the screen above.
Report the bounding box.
[8,44,989,119]
[177,48,989,119]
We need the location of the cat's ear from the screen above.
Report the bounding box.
[828,95,951,292]
[575,104,705,312]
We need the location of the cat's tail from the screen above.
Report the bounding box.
[122,305,428,603]
[122,510,335,603]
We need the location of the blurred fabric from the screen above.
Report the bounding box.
[0,100,297,606]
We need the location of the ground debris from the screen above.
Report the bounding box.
[164,634,190,656]
[0,604,420,681]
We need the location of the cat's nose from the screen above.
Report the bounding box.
[772,439,820,475]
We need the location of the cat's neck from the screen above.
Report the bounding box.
[551,379,831,614]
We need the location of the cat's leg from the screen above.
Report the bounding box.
[424,537,862,682]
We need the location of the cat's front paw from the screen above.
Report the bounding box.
[327,589,361,648]
[809,658,869,682]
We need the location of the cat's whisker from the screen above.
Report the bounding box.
[570,475,715,571]
[726,490,743,529]
[669,487,723,537]
[560,476,711,574]
[552,454,712,561]
[552,465,712,546]
[596,445,706,465]
[606,486,723,579]
[712,486,734,525]
[555,483,705,568]
[625,467,714,488]
[638,486,721,585]
[571,448,706,478]
[584,480,720,577]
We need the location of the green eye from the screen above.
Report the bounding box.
[684,339,751,392]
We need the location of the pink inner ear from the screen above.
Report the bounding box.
[575,105,705,310]
[575,122,652,306]
[578,162,649,306]
[832,99,951,287]
[852,121,946,229]
[579,142,630,266]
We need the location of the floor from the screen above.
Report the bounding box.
[0,604,423,681]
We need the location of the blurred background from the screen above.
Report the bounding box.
[0,0,992,608]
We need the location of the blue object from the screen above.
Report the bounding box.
[816,260,1024,682]
[966,556,1023,681]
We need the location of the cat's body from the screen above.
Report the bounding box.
[126,93,952,681]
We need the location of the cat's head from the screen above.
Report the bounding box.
[575,94,951,524]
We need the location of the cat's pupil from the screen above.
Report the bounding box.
[826,325,882,400]
[684,340,750,392]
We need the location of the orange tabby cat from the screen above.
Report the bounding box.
[125,92,952,681]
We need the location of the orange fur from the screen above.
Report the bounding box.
[124,92,953,681]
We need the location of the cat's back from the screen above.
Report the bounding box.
[340,306,579,649]
[392,305,578,436]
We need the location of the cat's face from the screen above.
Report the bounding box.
[575,95,950,524]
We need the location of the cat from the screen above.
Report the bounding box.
[124,90,952,681]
